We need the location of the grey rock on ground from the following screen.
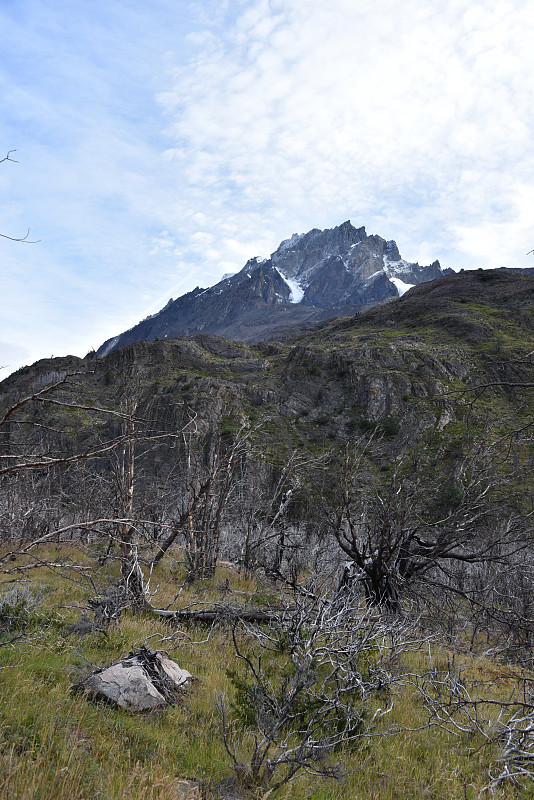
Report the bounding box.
[73,647,192,711]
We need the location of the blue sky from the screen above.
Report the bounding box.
[2,0,534,376]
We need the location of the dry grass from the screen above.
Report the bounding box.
[0,547,529,799]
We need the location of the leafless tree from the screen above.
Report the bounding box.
[0,373,274,620]
[222,444,319,580]
[318,430,528,614]
[0,373,182,588]
[180,426,248,582]
[415,660,534,795]
[0,374,134,565]
[218,580,417,795]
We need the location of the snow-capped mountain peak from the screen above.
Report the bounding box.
[97,221,451,355]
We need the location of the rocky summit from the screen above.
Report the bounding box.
[97,220,451,356]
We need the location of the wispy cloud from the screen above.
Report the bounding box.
[160,0,534,267]
[1,0,534,376]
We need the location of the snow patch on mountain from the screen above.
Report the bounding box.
[275,268,305,303]
[383,256,416,295]
[364,270,383,282]
[390,277,415,296]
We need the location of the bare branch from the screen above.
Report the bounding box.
[218,581,418,793]
[0,150,40,242]
[0,228,40,243]
[0,150,18,164]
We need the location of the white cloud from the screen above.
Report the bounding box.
[0,341,31,372]
[2,0,534,377]
[159,0,534,269]
[454,184,534,267]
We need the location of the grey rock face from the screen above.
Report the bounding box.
[97,221,451,356]
[74,648,192,711]
[270,220,367,279]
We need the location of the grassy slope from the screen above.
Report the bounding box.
[0,548,524,800]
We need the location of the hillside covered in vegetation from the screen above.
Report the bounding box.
[2,269,534,798]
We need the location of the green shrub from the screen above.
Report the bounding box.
[381,416,400,438]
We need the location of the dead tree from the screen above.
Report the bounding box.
[218,580,416,794]
[233,448,317,579]
[149,422,254,583]
[319,432,527,614]
[0,374,183,592]
[415,661,534,795]
[0,373,142,565]
[107,395,147,604]
[182,430,243,582]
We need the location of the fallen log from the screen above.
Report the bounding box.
[142,602,281,624]
[168,606,279,624]
[73,580,283,633]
